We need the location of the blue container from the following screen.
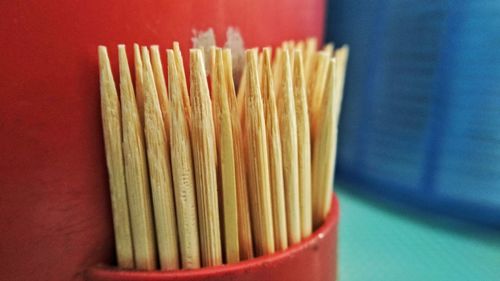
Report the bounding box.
[326,0,500,227]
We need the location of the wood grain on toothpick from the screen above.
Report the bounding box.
[223,49,254,260]
[134,44,145,126]
[118,45,157,270]
[276,49,301,246]
[261,48,288,251]
[312,58,337,228]
[149,45,169,126]
[167,49,201,269]
[244,49,275,256]
[292,50,312,239]
[141,47,180,270]
[189,49,222,267]
[308,51,330,145]
[173,42,191,118]
[98,38,344,271]
[98,46,134,269]
[236,65,246,125]
[322,45,349,216]
[272,47,283,97]
[304,38,318,84]
[212,48,240,264]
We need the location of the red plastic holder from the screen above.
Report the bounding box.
[86,196,339,281]
[0,2,326,280]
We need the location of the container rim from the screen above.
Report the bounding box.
[86,195,339,280]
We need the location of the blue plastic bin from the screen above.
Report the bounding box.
[326,0,500,227]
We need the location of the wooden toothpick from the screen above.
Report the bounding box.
[272,47,283,97]
[236,64,247,126]
[304,38,318,85]
[134,44,145,126]
[189,49,223,267]
[321,45,349,218]
[167,49,201,269]
[323,43,335,58]
[261,48,288,251]
[118,45,157,270]
[244,49,275,256]
[312,58,337,228]
[223,49,254,260]
[98,38,345,271]
[98,46,135,269]
[149,45,169,127]
[292,50,312,238]
[173,42,191,118]
[308,51,330,145]
[296,40,305,54]
[334,46,349,124]
[212,48,240,264]
[141,47,180,270]
[276,49,301,246]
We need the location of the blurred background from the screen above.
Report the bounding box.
[325,0,500,280]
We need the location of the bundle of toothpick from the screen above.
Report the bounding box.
[98,38,348,271]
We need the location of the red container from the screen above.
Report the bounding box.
[87,196,339,281]
[0,1,326,280]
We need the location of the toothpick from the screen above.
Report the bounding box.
[276,49,301,245]
[258,51,264,77]
[284,42,295,72]
[149,45,169,126]
[134,44,145,125]
[272,47,283,97]
[292,50,312,238]
[118,45,157,270]
[100,39,344,271]
[308,51,330,145]
[319,46,349,217]
[304,38,318,84]
[173,42,191,118]
[261,48,288,251]
[98,46,134,269]
[208,47,224,264]
[334,46,349,123]
[282,40,295,51]
[236,64,246,124]
[244,49,275,256]
[212,49,240,264]
[304,38,318,83]
[167,49,201,269]
[223,49,254,260]
[236,66,247,207]
[189,49,222,267]
[209,46,217,93]
[323,43,335,58]
[141,47,180,270]
[312,59,337,228]
[296,41,305,54]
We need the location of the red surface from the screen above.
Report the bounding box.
[87,196,338,281]
[0,1,325,281]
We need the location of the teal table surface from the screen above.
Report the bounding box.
[336,184,500,281]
